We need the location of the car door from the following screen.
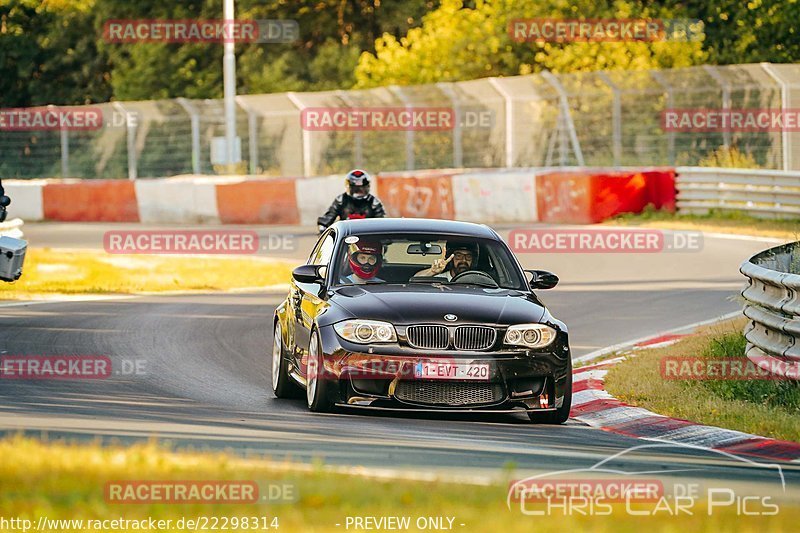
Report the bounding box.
[294,230,335,377]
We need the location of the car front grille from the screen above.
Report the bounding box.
[406,325,498,351]
[453,326,496,350]
[394,381,505,406]
[406,325,449,350]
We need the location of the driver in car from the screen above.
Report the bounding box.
[414,242,479,281]
[343,241,385,284]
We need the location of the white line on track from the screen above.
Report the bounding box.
[573,310,742,365]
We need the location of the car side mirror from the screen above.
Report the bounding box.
[293,264,325,284]
[525,269,559,290]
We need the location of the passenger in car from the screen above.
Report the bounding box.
[343,241,385,284]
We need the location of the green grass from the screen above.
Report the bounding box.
[1,436,799,532]
[699,332,800,411]
[0,248,295,298]
[606,207,800,241]
[605,319,800,442]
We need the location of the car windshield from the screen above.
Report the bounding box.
[333,233,526,290]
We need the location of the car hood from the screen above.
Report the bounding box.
[326,283,546,326]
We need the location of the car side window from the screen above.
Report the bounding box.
[307,231,333,265]
[312,233,335,266]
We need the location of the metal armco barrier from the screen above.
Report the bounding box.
[677,167,800,219]
[740,242,800,379]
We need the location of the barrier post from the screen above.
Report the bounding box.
[236,96,260,175]
[761,63,790,171]
[436,82,463,168]
[176,98,201,174]
[487,78,514,167]
[389,85,415,170]
[336,90,363,168]
[113,102,138,180]
[703,65,732,149]
[287,92,311,176]
[597,72,622,167]
[651,71,676,165]
[541,71,585,166]
[58,110,70,178]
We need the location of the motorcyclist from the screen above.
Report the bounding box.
[0,179,10,223]
[415,242,479,281]
[342,241,384,284]
[317,169,386,233]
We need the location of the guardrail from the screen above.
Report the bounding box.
[0,218,24,239]
[676,167,800,219]
[740,241,800,379]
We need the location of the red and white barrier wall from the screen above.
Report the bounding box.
[3,167,675,225]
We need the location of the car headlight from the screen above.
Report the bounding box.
[333,320,397,344]
[503,324,557,349]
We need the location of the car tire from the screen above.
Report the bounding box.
[528,364,572,424]
[271,321,300,398]
[306,329,334,413]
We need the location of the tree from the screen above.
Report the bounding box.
[355,0,707,88]
[0,0,111,106]
[653,0,800,64]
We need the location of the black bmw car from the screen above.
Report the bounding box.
[272,218,572,423]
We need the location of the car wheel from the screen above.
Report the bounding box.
[271,321,299,398]
[306,329,334,413]
[528,366,572,424]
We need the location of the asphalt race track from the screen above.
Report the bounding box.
[1,223,797,498]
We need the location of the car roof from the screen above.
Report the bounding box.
[332,218,499,239]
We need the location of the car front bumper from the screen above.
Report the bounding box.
[316,325,571,412]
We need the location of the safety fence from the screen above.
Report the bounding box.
[740,242,800,380]
[3,62,800,180]
[676,167,800,219]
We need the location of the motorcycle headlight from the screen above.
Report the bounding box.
[333,320,397,344]
[503,324,557,349]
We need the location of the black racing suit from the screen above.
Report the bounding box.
[317,193,386,232]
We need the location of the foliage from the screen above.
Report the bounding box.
[0,0,797,104]
[0,0,111,106]
[698,146,761,168]
[355,0,707,88]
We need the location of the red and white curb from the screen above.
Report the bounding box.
[569,314,800,463]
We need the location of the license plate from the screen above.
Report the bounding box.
[413,361,490,381]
